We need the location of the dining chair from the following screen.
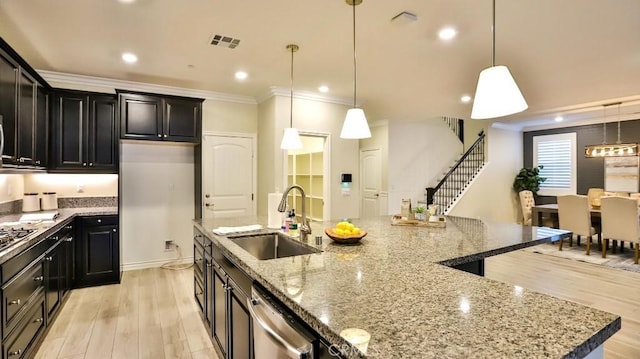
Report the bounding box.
[587,188,604,208]
[519,190,535,226]
[557,195,597,254]
[600,196,640,264]
[629,193,640,206]
[604,191,629,197]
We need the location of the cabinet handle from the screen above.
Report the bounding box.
[8,299,21,306]
[112,228,117,233]
[65,225,73,230]
[163,134,167,138]
[45,256,53,262]
[35,160,41,165]
[51,236,59,241]
[97,219,102,223]
[33,317,43,323]
[65,237,73,242]
[157,134,162,138]
[8,349,21,356]
[83,163,87,167]
[89,163,94,167]
[33,276,44,282]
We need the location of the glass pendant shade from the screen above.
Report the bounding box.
[280,127,302,149]
[471,65,528,119]
[340,108,371,139]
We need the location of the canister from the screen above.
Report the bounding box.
[41,192,58,210]
[22,193,40,212]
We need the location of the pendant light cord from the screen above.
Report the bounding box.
[352,0,357,108]
[602,106,607,145]
[616,103,621,144]
[290,46,294,128]
[492,0,496,67]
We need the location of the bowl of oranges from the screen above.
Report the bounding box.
[325,220,367,244]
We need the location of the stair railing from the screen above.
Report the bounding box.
[426,130,486,213]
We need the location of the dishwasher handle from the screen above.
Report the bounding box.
[247,296,312,359]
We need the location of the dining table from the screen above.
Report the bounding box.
[532,203,601,227]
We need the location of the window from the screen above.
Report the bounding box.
[533,133,576,196]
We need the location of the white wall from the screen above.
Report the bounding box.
[202,99,257,134]
[120,143,194,269]
[388,120,462,214]
[257,94,360,220]
[23,174,118,197]
[0,175,24,203]
[449,126,523,223]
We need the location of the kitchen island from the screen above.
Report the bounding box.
[194,216,620,359]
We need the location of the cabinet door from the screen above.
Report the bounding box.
[205,256,214,330]
[163,98,201,142]
[228,279,252,359]
[34,87,48,168]
[87,95,117,171]
[63,232,75,295]
[17,70,35,165]
[212,268,227,357]
[120,94,162,140]
[52,93,86,169]
[0,50,18,165]
[77,221,119,287]
[44,240,63,319]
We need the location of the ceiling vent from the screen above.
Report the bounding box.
[210,34,240,49]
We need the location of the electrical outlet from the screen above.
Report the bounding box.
[165,240,175,252]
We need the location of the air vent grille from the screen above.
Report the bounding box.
[210,34,241,49]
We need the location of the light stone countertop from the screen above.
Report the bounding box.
[194,215,620,359]
[0,207,118,264]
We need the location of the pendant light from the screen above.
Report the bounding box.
[340,0,371,139]
[585,102,638,158]
[471,0,528,120]
[280,44,303,150]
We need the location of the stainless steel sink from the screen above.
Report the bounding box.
[228,232,321,260]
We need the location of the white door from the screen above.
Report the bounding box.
[203,135,254,218]
[360,149,381,218]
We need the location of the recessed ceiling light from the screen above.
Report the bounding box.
[121,52,138,64]
[555,116,563,122]
[235,71,248,80]
[461,95,472,103]
[438,27,458,41]
[117,0,136,4]
[318,85,329,93]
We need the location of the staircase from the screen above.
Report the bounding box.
[426,129,486,214]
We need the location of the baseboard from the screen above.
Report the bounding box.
[122,256,194,271]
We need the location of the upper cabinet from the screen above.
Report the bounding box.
[0,38,50,170]
[118,91,203,143]
[50,90,118,173]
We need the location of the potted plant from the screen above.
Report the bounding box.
[414,206,426,221]
[513,165,546,194]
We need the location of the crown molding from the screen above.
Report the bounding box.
[37,70,257,104]
[257,86,353,106]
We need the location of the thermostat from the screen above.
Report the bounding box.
[341,173,352,183]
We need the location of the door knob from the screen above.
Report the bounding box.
[205,203,213,207]
[374,193,379,197]
[205,194,210,198]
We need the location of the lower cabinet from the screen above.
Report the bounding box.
[75,215,120,287]
[194,229,253,359]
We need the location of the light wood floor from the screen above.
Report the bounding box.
[34,267,220,359]
[486,250,640,359]
[35,251,640,359]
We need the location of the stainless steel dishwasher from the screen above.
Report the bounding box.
[248,285,314,359]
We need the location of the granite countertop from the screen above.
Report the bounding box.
[194,216,620,359]
[0,207,118,264]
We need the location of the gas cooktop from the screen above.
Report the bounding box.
[0,226,38,251]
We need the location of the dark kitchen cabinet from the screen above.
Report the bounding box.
[34,87,48,168]
[43,225,74,323]
[51,90,118,173]
[194,228,253,359]
[75,216,120,288]
[119,91,202,143]
[0,41,49,170]
[0,48,18,166]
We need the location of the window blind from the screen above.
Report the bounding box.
[536,138,572,189]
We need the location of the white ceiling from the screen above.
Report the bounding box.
[1,0,639,129]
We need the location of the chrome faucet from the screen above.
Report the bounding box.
[278,185,312,242]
